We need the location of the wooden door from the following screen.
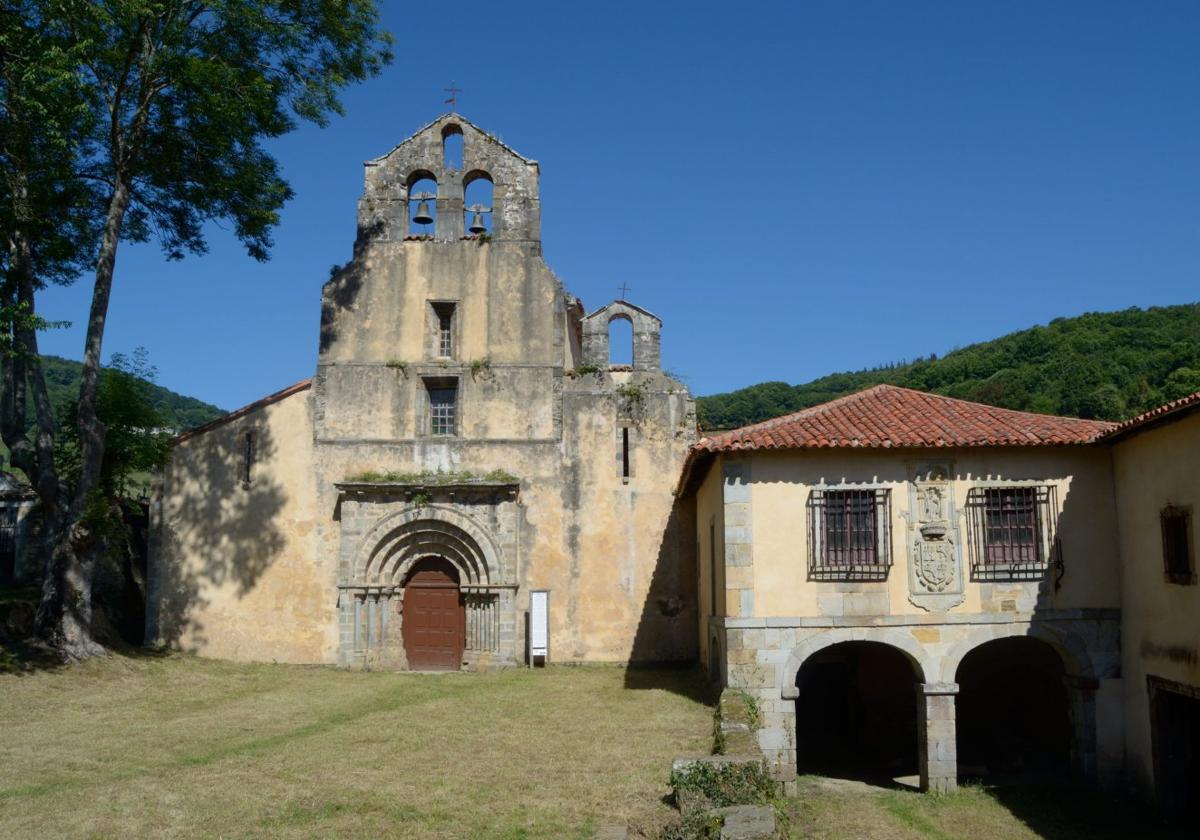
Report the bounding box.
[402,559,464,670]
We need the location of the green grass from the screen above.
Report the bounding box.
[778,776,1191,840]
[0,655,712,839]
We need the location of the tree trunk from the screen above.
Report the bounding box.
[35,179,130,659]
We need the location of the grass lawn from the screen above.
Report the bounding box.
[779,776,1191,840]
[0,654,712,839]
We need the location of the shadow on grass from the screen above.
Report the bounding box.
[980,781,1191,840]
[623,662,717,706]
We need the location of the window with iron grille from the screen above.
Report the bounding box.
[806,488,892,581]
[966,485,1058,581]
[432,302,455,358]
[1161,506,1195,585]
[425,378,457,436]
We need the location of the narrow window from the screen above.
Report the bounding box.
[425,378,457,436]
[806,488,892,581]
[1162,506,1195,584]
[241,432,255,486]
[621,427,630,479]
[432,302,455,358]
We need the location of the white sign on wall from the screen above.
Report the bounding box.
[529,590,549,663]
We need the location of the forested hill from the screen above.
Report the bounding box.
[36,355,225,432]
[696,304,1200,432]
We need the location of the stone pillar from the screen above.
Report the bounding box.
[918,682,959,793]
[1064,675,1100,784]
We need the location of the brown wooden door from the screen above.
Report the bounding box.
[403,559,464,670]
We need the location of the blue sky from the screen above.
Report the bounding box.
[36,1,1200,410]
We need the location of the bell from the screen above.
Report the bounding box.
[412,201,433,226]
[468,211,487,235]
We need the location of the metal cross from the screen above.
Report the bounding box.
[618,282,632,299]
[444,83,462,110]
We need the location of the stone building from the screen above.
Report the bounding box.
[147,114,697,669]
[680,384,1199,805]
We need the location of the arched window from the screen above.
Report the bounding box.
[442,124,463,170]
[608,315,633,367]
[463,171,493,236]
[407,171,437,235]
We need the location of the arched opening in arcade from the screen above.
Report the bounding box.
[795,641,921,783]
[955,636,1071,780]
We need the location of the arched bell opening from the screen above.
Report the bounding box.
[795,641,921,784]
[401,556,464,671]
[608,314,633,367]
[407,170,438,235]
[441,124,463,170]
[463,170,493,235]
[955,636,1071,781]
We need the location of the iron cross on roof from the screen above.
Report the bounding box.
[444,83,462,110]
[618,282,632,299]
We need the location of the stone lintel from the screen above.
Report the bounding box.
[918,681,960,696]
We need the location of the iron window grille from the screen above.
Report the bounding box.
[806,488,892,581]
[966,485,1059,582]
[1161,506,1195,585]
[425,379,458,436]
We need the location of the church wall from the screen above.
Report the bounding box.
[147,388,330,663]
[695,454,726,676]
[1111,411,1200,800]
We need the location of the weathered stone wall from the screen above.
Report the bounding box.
[150,114,699,668]
[148,385,328,662]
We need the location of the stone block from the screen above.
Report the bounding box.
[817,594,844,616]
[710,804,777,839]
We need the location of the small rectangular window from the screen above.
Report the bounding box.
[621,427,630,480]
[241,432,255,487]
[806,488,892,581]
[432,302,455,358]
[425,378,457,436]
[966,485,1057,581]
[1162,506,1195,585]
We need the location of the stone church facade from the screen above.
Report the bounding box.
[147,114,698,669]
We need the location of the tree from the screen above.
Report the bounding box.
[1,3,100,526]
[24,0,392,658]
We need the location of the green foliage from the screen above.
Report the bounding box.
[670,761,778,810]
[615,381,645,410]
[696,304,1200,429]
[409,490,431,507]
[566,362,603,378]
[0,353,223,432]
[384,359,408,375]
[345,468,519,484]
[55,348,170,498]
[468,356,492,380]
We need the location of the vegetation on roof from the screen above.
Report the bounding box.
[344,468,518,484]
[697,303,1200,431]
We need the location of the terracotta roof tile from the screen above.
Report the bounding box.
[1096,389,1200,442]
[694,384,1114,453]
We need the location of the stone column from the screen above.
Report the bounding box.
[1063,675,1100,784]
[918,682,959,793]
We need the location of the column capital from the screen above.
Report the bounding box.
[917,681,959,696]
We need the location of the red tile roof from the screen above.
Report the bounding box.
[677,385,1116,497]
[694,385,1114,453]
[1096,389,1200,443]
